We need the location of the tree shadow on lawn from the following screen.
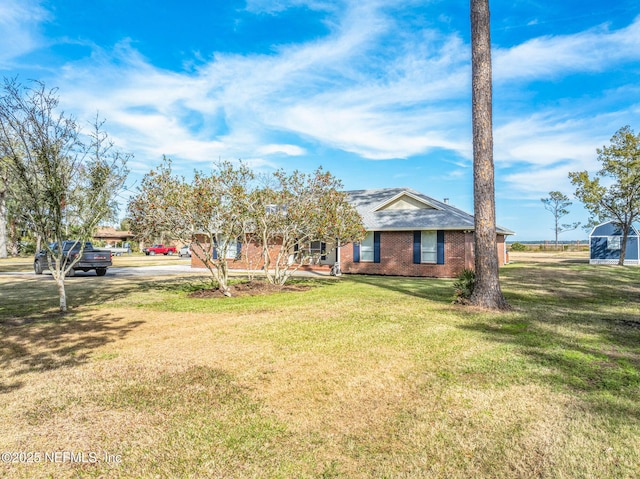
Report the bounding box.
[460,263,640,420]
[0,275,194,394]
[0,311,145,394]
[346,274,455,303]
[0,274,205,321]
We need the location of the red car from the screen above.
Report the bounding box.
[143,244,177,256]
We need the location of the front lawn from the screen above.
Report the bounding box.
[0,258,638,478]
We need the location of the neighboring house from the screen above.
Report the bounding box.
[93,227,134,247]
[191,187,515,278]
[589,220,640,265]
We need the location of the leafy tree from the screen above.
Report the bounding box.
[0,78,129,311]
[249,168,364,286]
[128,159,253,296]
[569,125,640,265]
[1,158,33,256]
[541,191,580,248]
[469,0,508,309]
[130,162,364,289]
[126,156,176,246]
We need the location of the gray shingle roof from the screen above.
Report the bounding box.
[346,188,514,235]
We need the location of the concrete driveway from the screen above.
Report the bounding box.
[0,265,330,278]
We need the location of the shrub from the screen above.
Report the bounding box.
[509,242,526,251]
[453,269,476,304]
[18,241,37,255]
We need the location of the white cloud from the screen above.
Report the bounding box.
[258,144,306,156]
[0,0,49,67]
[13,1,639,187]
[50,1,473,164]
[494,16,640,81]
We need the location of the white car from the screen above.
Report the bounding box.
[179,245,192,258]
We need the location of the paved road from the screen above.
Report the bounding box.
[0,264,204,278]
[1,265,330,278]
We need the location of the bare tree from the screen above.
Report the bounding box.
[469,0,509,310]
[0,78,129,312]
[541,191,580,248]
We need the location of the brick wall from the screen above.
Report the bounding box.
[191,231,508,278]
[340,231,507,278]
[190,237,331,272]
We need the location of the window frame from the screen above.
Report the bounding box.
[360,232,375,262]
[607,236,622,251]
[420,230,437,264]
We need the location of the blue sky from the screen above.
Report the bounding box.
[2,0,639,240]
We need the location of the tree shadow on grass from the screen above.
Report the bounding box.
[460,262,640,420]
[0,275,184,394]
[0,312,145,394]
[345,274,455,303]
[460,314,640,420]
[0,273,205,322]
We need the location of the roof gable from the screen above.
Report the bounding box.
[346,188,515,235]
[373,191,439,212]
[590,220,640,237]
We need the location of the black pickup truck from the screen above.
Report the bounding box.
[34,241,112,276]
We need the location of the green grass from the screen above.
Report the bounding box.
[0,258,639,478]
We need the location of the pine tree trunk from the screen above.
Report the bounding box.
[469,0,509,310]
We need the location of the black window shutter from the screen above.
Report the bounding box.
[413,231,421,264]
[373,232,381,263]
[437,230,445,264]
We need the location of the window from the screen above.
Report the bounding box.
[421,231,437,263]
[299,241,326,264]
[216,237,240,259]
[265,204,287,215]
[413,230,444,265]
[607,236,621,250]
[360,232,375,262]
[309,241,323,256]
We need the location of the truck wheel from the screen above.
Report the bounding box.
[34,260,43,274]
[96,268,107,276]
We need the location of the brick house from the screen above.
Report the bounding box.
[337,188,513,278]
[191,187,514,278]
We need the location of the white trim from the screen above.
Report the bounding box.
[420,230,437,264]
[372,191,441,212]
[360,232,375,262]
[588,220,640,239]
[590,259,640,265]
